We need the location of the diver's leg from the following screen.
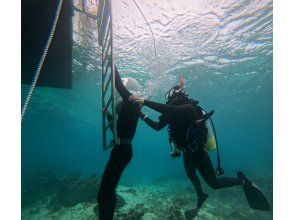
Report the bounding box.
[183,152,203,196]
[183,152,209,220]
[196,149,242,189]
[97,144,133,220]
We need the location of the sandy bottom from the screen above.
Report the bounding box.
[22,174,272,220]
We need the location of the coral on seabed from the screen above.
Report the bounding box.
[22,173,273,220]
[22,170,101,210]
[22,170,59,208]
[22,169,128,214]
[49,172,100,210]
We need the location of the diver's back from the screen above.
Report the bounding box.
[116,102,140,140]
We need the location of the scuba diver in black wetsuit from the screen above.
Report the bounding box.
[129,77,271,218]
[97,65,144,220]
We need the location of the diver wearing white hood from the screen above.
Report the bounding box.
[97,65,143,220]
[115,77,142,113]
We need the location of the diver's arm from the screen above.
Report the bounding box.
[139,111,168,131]
[144,117,168,131]
[143,99,190,116]
[114,66,132,101]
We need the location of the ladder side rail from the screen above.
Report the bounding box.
[101,25,111,57]
[102,22,111,50]
[98,0,111,46]
[101,11,111,150]
[102,37,111,61]
[109,0,118,145]
[101,45,107,149]
[97,0,106,35]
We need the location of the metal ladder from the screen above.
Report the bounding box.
[97,0,118,151]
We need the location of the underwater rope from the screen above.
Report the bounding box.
[21,0,64,122]
[131,0,157,56]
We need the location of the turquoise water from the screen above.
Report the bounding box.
[21,0,272,219]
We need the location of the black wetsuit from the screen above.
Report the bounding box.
[97,67,141,220]
[142,99,242,198]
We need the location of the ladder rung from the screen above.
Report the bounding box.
[104,72,112,92]
[105,121,112,130]
[105,94,113,109]
[105,61,111,75]
[104,44,111,61]
[102,38,111,59]
[102,62,110,82]
[74,6,98,20]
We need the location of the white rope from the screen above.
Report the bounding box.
[132,0,157,56]
[21,0,64,122]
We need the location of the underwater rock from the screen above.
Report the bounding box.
[93,204,99,216]
[171,197,189,207]
[116,194,127,209]
[50,173,100,209]
[22,176,273,220]
[166,209,185,220]
[116,203,147,220]
[162,200,185,220]
[141,212,158,220]
[22,170,102,210]
[22,170,59,208]
[148,195,186,220]
[93,194,126,216]
[123,188,138,196]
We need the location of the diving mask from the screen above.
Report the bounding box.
[165,86,187,100]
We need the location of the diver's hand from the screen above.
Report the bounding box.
[138,110,144,117]
[179,76,185,88]
[129,95,145,105]
[102,108,110,117]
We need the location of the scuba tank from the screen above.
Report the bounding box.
[202,109,225,176]
[201,108,224,176]
[203,116,217,151]
[186,110,216,152]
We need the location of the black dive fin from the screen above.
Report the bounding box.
[238,172,271,211]
[243,182,271,211]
